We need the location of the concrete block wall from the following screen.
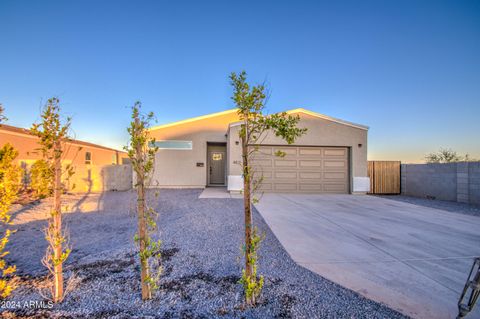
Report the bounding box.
[401,162,480,205]
[469,162,480,205]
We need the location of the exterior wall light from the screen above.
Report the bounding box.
[457,257,480,319]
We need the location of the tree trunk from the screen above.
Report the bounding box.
[135,120,151,300]
[53,140,63,302]
[241,134,253,284]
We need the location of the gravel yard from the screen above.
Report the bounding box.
[2,189,407,318]
[379,195,480,217]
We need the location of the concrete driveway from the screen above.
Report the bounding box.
[254,194,480,319]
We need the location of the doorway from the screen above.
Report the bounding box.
[207,143,226,186]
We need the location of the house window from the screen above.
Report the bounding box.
[151,140,193,150]
[85,152,92,164]
[112,154,117,165]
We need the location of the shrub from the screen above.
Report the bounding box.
[30,159,53,198]
[0,143,21,297]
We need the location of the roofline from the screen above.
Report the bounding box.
[229,108,369,130]
[149,109,238,131]
[0,124,127,153]
[286,108,369,130]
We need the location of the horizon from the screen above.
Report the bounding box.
[1,0,479,163]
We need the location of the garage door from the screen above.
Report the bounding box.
[251,146,349,193]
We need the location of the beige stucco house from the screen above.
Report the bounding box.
[148,108,370,194]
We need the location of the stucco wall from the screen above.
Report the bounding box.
[148,110,240,187]
[401,162,480,205]
[227,113,369,191]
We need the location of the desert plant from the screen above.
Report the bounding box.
[125,101,161,300]
[0,143,21,298]
[30,97,72,303]
[30,159,54,198]
[229,71,307,305]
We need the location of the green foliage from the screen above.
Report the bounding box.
[239,227,264,304]
[30,97,71,162]
[125,102,162,297]
[425,148,477,163]
[30,159,54,198]
[229,71,307,305]
[31,97,72,303]
[0,143,21,298]
[125,102,158,179]
[0,104,7,123]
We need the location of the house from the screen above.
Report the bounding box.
[0,124,129,166]
[148,108,370,194]
[0,123,131,192]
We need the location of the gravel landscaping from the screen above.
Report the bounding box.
[379,195,480,217]
[2,189,407,318]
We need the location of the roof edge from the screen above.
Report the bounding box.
[148,109,237,131]
[286,108,369,130]
[229,108,369,130]
[0,123,127,153]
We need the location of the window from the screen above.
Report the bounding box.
[151,140,192,150]
[85,151,92,164]
[112,154,117,165]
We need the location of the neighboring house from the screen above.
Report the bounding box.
[0,124,131,192]
[148,108,370,194]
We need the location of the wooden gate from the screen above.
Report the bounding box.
[368,161,401,194]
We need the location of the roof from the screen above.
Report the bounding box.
[0,123,127,153]
[149,107,369,131]
[149,109,238,131]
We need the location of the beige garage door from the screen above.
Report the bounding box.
[251,146,349,193]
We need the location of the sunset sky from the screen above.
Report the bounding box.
[1,0,479,163]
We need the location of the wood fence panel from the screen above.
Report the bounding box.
[368,161,401,194]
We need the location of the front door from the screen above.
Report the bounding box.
[208,150,226,185]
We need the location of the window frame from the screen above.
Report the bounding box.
[85,151,92,164]
[151,140,193,150]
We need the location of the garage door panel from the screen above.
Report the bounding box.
[274,147,297,155]
[251,146,349,194]
[299,172,322,179]
[274,183,297,191]
[299,183,323,191]
[324,160,347,168]
[324,148,347,157]
[299,160,322,168]
[258,183,273,191]
[323,183,348,192]
[324,172,346,179]
[274,171,297,179]
[299,148,321,156]
[274,160,297,167]
[252,159,272,167]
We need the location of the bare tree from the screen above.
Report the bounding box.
[229,71,307,305]
[425,148,477,163]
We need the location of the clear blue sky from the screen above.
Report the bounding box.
[1,0,479,162]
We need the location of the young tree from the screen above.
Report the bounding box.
[0,104,7,123]
[31,98,72,303]
[125,102,161,300]
[230,71,307,305]
[0,143,21,298]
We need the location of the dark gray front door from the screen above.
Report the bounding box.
[208,151,226,185]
